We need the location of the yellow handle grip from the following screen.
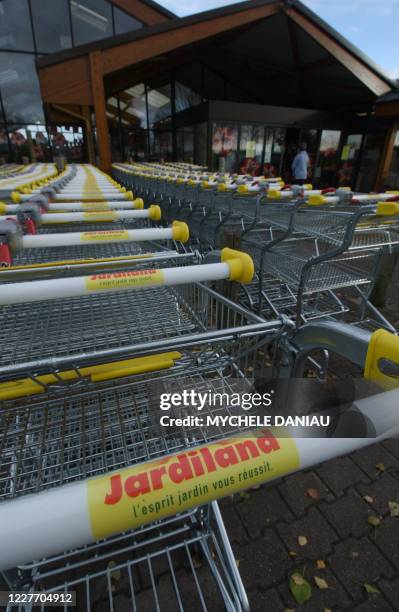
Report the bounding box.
[364,329,399,389]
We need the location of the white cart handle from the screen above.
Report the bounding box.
[39,205,161,224]
[47,199,144,211]
[0,390,398,571]
[20,221,188,249]
[0,248,254,305]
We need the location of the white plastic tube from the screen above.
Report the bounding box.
[0,262,231,305]
[40,209,158,224]
[20,225,180,249]
[0,389,397,570]
[47,200,143,211]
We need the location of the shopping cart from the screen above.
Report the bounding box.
[0,249,281,611]
[0,220,191,274]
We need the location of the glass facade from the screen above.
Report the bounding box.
[0,0,143,163]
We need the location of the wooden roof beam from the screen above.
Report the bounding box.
[284,6,391,96]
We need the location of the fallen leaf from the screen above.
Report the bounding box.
[363,495,374,504]
[288,551,297,557]
[235,559,240,568]
[388,501,399,517]
[364,583,380,594]
[351,551,359,558]
[290,573,312,605]
[307,488,319,499]
[368,515,381,527]
[375,463,385,472]
[298,535,308,546]
[317,560,326,569]
[324,609,332,612]
[284,609,295,612]
[314,576,328,590]
[239,492,250,501]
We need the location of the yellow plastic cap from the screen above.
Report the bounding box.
[133,198,144,209]
[172,221,190,243]
[11,191,21,203]
[308,194,326,206]
[149,205,162,221]
[120,186,126,192]
[304,183,313,190]
[201,181,210,188]
[376,202,399,216]
[0,202,6,213]
[385,191,399,195]
[267,190,281,199]
[217,183,227,191]
[364,329,399,389]
[237,185,249,194]
[221,248,254,284]
[126,190,134,200]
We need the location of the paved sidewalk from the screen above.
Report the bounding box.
[221,436,399,611]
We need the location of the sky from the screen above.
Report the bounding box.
[158,0,399,80]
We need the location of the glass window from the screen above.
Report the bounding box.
[113,6,142,35]
[356,132,385,192]
[263,128,285,178]
[387,130,399,190]
[31,0,72,53]
[71,0,113,46]
[48,124,84,162]
[0,125,9,163]
[0,52,44,123]
[338,133,363,188]
[8,124,52,162]
[119,84,148,129]
[0,0,34,51]
[147,84,171,127]
[211,123,238,172]
[194,122,207,166]
[175,81,202,113]
[314,129,342,188]
[238,125,264,176]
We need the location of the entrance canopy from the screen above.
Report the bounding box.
[37,0,395,171]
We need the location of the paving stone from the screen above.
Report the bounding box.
[328,537,395,602]
[357,472,399,516]
[235,486,294,538]
[382,438,399,461]
[221,504,249,545]
[379,577,399,609]
[278,470,333,517]
[246,587,285,612]
[234,528,292,590]
[351,443,399,475]
[373,516,399,572]
[320,488,375,538]
[351,596,394,611]
[277,562,352,611]
[276,506,338,560]
[316,456,370,496]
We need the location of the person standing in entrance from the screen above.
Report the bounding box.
[291,143,310,185]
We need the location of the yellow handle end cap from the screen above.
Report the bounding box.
[172,221,190,243]
[221,247,254,284]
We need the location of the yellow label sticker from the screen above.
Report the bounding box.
[81,230,130,242]
[81,203,112,211]
[85,269,164,292]
[83,212,118,221]
[87,429,299,539]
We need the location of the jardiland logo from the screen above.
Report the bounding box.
[103,429,281,505]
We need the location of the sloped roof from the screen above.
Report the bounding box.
[36,0,395,109]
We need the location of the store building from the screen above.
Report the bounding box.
[1,0,399,189]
